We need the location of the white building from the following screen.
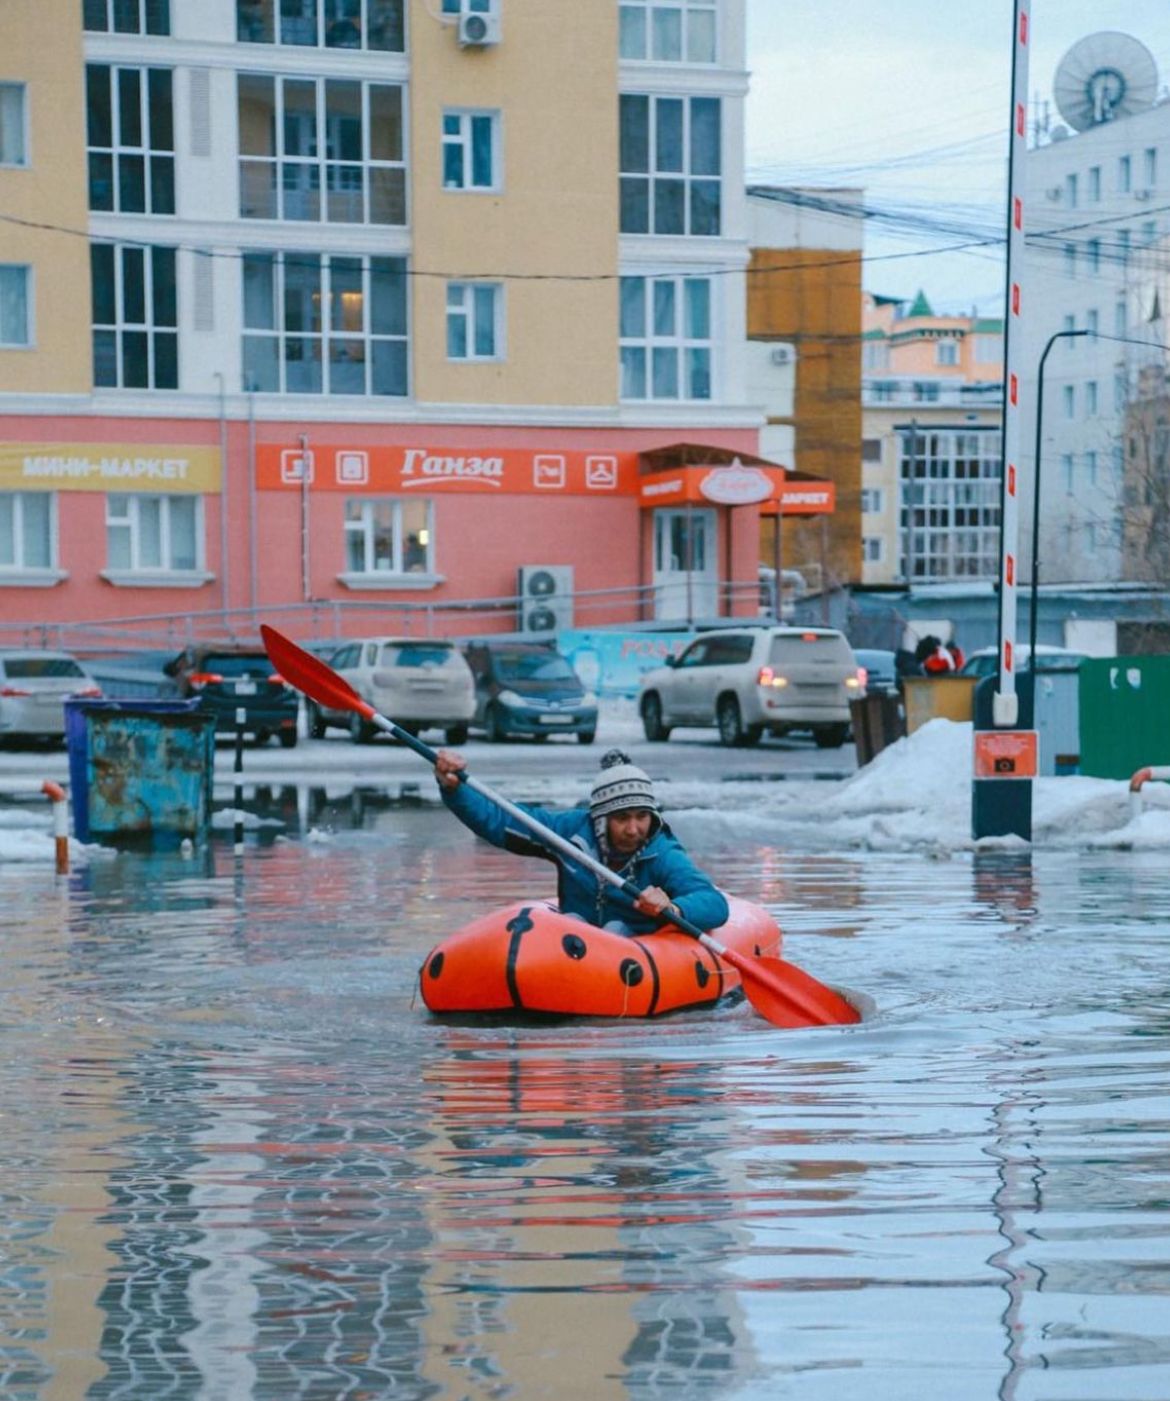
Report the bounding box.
[1021,32,1169,585]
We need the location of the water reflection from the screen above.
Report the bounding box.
[2,811,1170,1397]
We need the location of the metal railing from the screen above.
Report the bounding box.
[0,578,774,657]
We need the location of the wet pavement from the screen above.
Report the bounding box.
[1,790,1169,1398]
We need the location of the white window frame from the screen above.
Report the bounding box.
[1086,308,1098,337]
[91,242,178,390]
[441,0,493,14]
[620,273,713,402]
[1060,453,1073,490]
[619,0,717,63]
[236,0,405,52]
[1063,385,1075,419]
[102,492,209,586]
[1063,243,1076,276]
[239,74,407,225]
[862,536,884,563]
[1086,380,1098,416]
[0,83,28,167]
[1144,147,1157,187]
[83,0,170,34]
[0,491,62,584]
[86,64,175,216]
[1085,450,1098,486]
[340,497,439,589]
[441,108,500,192]
[1065,173,1078,208]
[620,93,722,237]
[0,264,32,348]
[861,488,884,515]
[935,340,958,367]
[1119,154,1131,193]
[1088,165,1101,202]
[241,250,409,397]
[446,281,502,361]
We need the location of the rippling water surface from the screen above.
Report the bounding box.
[2,795,1169,1400]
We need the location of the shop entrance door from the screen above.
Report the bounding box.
[653,508,717,621]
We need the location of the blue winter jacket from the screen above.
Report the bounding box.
[441,780,730,934]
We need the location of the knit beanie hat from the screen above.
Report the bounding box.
[589,748,662,843]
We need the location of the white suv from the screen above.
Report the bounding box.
[638,626,862,748]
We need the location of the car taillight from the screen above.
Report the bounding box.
[268,672,287,687]
[187,671,223,689]
[72,685,103,698]
[856,667,868,690]
[757,666,788,688]
[801,632,819,642]
[0,685,32,697]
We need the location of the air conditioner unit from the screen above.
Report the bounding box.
[458,10,501,46]
[518,565,573,633]
[770,346,792,365]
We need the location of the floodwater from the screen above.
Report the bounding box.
[1,789,1169,1400]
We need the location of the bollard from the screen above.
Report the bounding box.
[234,705,245,853]
[1128,765,1170,821]
[41,780,69,875]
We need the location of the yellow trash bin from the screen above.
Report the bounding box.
[901,675,979,734]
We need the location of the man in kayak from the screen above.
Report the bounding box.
[433,746,730,936]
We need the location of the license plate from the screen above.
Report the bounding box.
[235,680,257,695]
[540,713,568,724]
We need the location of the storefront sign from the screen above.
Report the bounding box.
[760,481,837,516]
[698,463,774,505]
[0,443,221,493]
[256,444,640,494]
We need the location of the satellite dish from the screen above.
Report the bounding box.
[1054,32,1158,130]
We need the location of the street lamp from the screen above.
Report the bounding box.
[1027,327,1090,667]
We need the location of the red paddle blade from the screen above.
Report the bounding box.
[719,946,861,1028]
[261,625,371,717]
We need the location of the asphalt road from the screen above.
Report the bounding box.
[0,716,858,796]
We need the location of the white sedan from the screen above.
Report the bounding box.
[0,650,102,744]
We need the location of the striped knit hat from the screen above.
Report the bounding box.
[589,749,661,842]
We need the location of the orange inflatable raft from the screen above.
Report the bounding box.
[419,895,782,1017]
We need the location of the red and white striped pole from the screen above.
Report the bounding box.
[42,780,69,875]
[995,0,1031,727]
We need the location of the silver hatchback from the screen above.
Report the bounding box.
[309,636,475,744]
[638,626,862,748]
[0,649,102,744]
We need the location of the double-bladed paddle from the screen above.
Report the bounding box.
[262,625,860,1029]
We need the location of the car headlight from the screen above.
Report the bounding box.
[498,689,525,707]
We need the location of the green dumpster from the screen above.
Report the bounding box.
[1079,657,1170,779]
[901,675,979,734]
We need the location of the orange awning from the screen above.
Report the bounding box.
[636,444,835,516]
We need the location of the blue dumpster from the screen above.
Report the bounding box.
[65,699,216,844]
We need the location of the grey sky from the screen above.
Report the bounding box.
[745,0,1170,311]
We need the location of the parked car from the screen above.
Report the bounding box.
[463,639,598,743]
[0,649,102,745]
[638,626,862,748]
[164,645,300,747]
[853,648,898,694]
[959,645,1088,679]
[307,636,475,744]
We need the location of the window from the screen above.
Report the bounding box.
[936,340,958,366]
[1144,147,1157,187]
[1118,228,1130,265]
[1085,450,1098,486]
[620,274,711,400]
[1119,154,1131,192]
[1088,165,1100,202]
[0,493,54,572]
[619,0,716,63]
[1142,220,1157,246]
[973,334,1002,362]
[861,440,882,463]
[236,0,404,51]
[0,84,27,167]
[1065,173,1078,208]
[86,66,174,215]
[83,0,170,34]
[440,0,492,12]
[441,109,499,191]
[1063,384,1074,419]
[871,380,894,402]
[620,94,721,235]
[242,250,408,396]
[1115,298,1127,336]
[1062,312,1075,337]
[898,428,1002,580]
[1086,308,1098,337]
[912,381,940,402]
[1114,370,1128,412]
[106,493,200,572]
[862,536,884,563]
[1086,239,1101,273]
[91,243,177,388]
[862,340,888,369]
[1063,243,1076,276]
[861,487,883,513]
[0,265,31,347]
[1086,381,1098,416]
[446,282,501,360]
[344,498,433,576]
[239,75,406,224]
[1060,453,1073,490]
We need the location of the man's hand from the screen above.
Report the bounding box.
[434,748,467,791]
[634,885,674,919]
